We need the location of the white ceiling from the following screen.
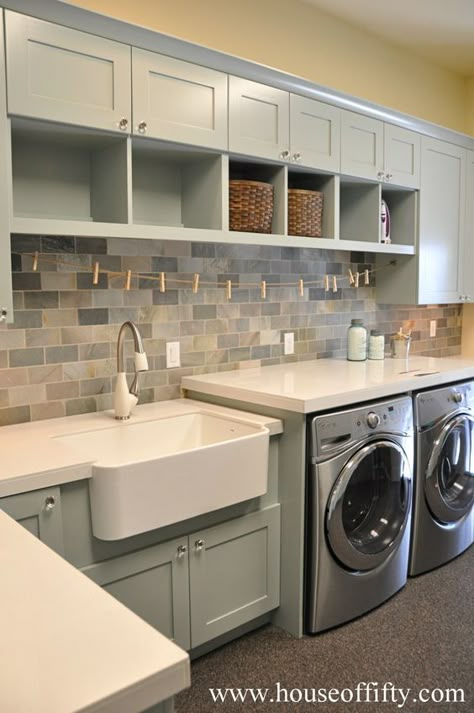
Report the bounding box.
[302,0,474,76]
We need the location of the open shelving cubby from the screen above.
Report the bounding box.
[381,185,418,247]
[287,169,337,241]
[229,159,286,236]
[10,118,129,224]
[339,177,380,243]
[131,139,224,230]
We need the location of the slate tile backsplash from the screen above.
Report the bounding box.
[0,235,462,426]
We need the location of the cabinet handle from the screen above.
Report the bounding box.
[176,544,187,558]
[279,150,290,160]
[0,308,7,322]
[377,171,385,180]
[194,539,205,552]
[118,117,128,131]
[460,295,466,301]
[385,173,393,182]
[292,152,302,162]
[44,495,56,511]
[137,121,147,134]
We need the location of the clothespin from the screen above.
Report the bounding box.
[348,268,355,285]
[32,252,39,271]
[92,261,100,285]
[260,280,267,299]
[354,272,360,288]
[298,279,304,297]
[159,272,166,293]
[324,275,329,292]
[192,273,200,294]
[364,269,370,285]
[124,270,132,291]
[332,275,338,293]
[226,280,232,300]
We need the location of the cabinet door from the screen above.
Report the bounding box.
[290,95,340,172]
[229,77,289,160]
[463,150,474,301]
[0,11,12,324]
[189,505,280,648]
[418,137,465,304]
[5,11,131,133]
[132,48,228,149]
[384,124,421,188]
[340,110,383,180]
[0,486,64,555]
[82,538,191,650]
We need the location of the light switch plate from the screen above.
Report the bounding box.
[166,341,181,368]
[284,332,295,355]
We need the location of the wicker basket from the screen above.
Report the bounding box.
[288,188,324,237]
[229,180,273,233]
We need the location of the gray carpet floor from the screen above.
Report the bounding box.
[175,545,474,712]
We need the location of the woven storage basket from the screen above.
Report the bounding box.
[288,188,323,237]
[229,180,273,233]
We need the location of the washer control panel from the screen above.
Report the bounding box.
[415,380,474,428]
[310,395,413,458]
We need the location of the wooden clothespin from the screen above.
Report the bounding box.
[92,261,100,285]
[354,272,360,288]
[192,273,200,294]
[226,280,232,300]
[348,268,355,285]
[364,269,370,285]
[124,270,132,291]
[324,275,329,292]
[32,252,39,271]
[159,272,166,293]
[260,280,267,299]
[332,275,338,293]
[298,279,304,297]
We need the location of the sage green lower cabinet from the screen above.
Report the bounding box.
[82,537,191,651]
[0,486,64,555]
[81,505,280,652]
[189,505,280,648]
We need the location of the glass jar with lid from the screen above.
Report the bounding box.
[368,330,385,360]
[347,319,368,361]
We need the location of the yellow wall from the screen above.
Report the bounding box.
[66,0,468,133]
[466,78,474,136]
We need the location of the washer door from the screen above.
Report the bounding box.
[425,414,474,524]
[326,440,412,572]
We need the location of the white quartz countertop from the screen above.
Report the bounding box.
[0,398,282,497]
[182,356,474,413]
[0,509,190,713]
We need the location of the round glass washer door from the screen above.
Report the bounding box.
[326,440,412,572]
[425,414,474,524]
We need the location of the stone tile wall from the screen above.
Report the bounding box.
[0,235,462,426]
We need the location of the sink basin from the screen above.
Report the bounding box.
[57,411,269,540]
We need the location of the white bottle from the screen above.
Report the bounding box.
[347,319,368,361]
[368,330,385,360]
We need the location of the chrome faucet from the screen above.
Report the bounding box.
[114,321,149,420]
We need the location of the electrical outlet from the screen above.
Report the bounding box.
[284,332,295,355]
[166,341,181,368]
[430,320,437,338]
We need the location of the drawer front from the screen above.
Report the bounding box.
[6,11,131,132]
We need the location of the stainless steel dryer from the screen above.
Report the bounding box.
[410,382,474,576]
[306,396,413,633]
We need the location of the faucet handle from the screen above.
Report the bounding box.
[134,351,149,372]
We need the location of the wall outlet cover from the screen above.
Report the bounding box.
[166,341,181,368]
[284,332,295,355]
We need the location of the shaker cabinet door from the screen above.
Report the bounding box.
[229,77,289,160]
[462,150,474,301]
[0,486,64,556]
[384,124,421,188]
[418,137,465,304]
[290,95,340,172]
[5,11,131,132]
[340,110,383,180]
[132,48,228,149]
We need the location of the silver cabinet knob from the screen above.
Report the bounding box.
[0,308,7,322]
[44,495,56,511]
[279,150,290,160]
[137,121,147,134]
[377,171,385,180]
[292,152,302,162]
[385,173,393,181]
[118,117,128,131]
[194,539,205,552]
[176,544,187,558]
[460,295,466,301]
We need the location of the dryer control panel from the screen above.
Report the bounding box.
[415,380,474,429]
[309,395,413,459]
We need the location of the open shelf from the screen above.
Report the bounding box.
[131,139,224,229]
[339,179,380,243]
[11,119,128,224]
[287,170,337,240]
[229,159,286,235]
[381,187,418,247]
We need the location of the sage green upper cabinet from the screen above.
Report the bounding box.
[341,111,420,188]
[5,11,131,133]
[462,150,474,301]
[289,95,340,172]
[383,124,421,188]
[132,48,228,149]
[0,486,64,556]
[341,110,384,180]
[229,77,289,160]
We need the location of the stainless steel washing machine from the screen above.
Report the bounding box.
[409,381,474,576]
[306,395,413,633]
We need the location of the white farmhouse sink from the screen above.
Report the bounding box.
[57,411,269,540]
